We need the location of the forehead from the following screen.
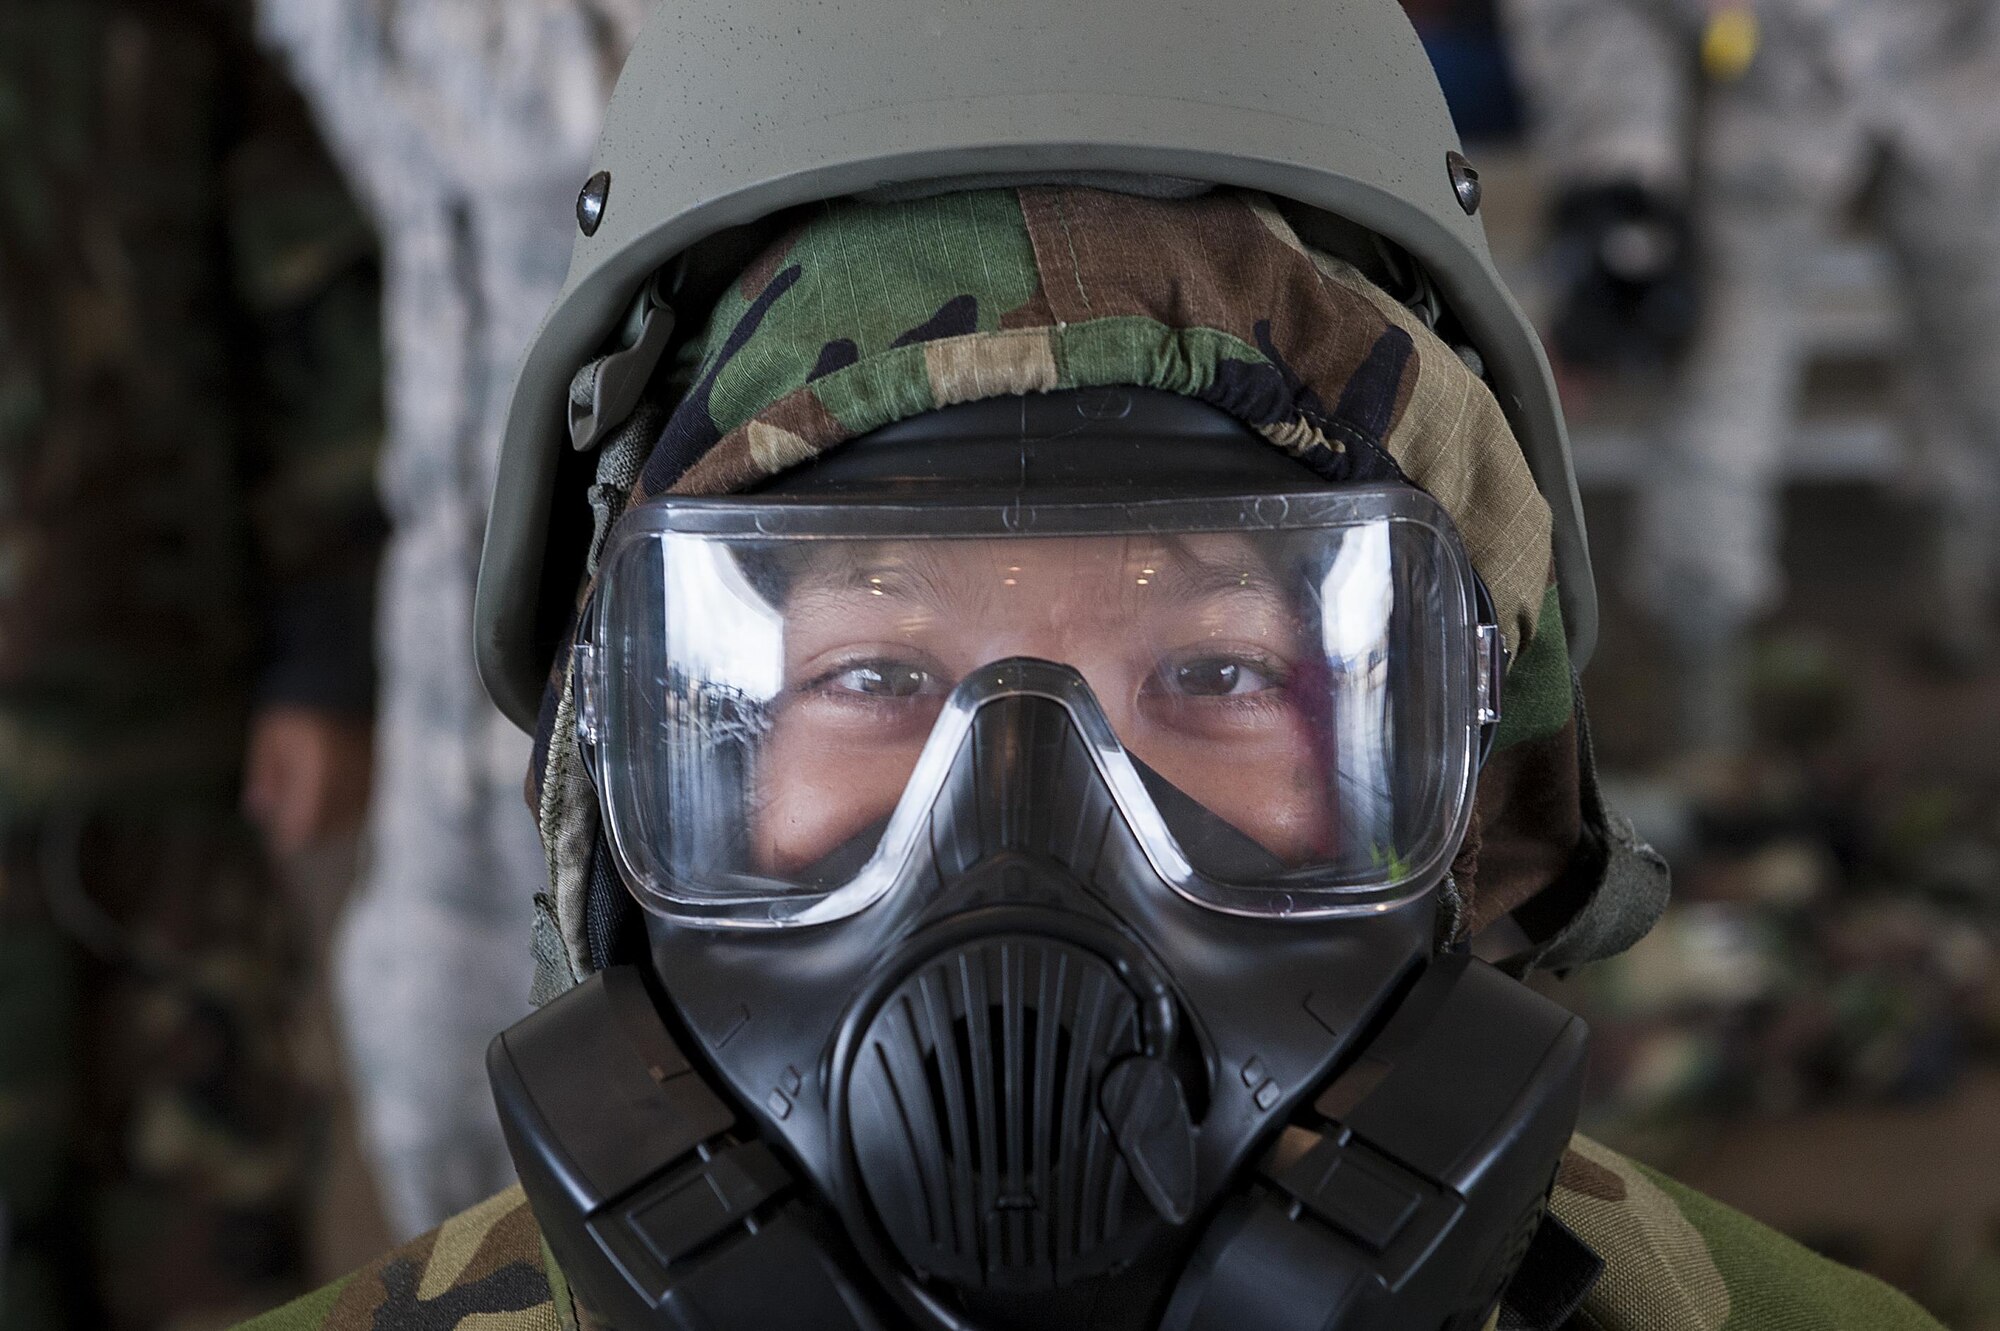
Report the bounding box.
[771,533,1294,642]
[788,531,1275,589]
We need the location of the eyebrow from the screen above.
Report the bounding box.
[1145,538,1284,604]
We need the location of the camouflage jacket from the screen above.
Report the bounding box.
[0,0,386,823]
[235,1133,1948,1330]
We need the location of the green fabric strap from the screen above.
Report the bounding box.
[1495,585,1573,752]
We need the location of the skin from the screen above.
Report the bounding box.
[241,706,374,857]
[749,533,1334,875]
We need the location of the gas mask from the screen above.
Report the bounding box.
[490,391,1597,1331]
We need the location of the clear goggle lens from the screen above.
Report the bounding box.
[582,488,1490,926]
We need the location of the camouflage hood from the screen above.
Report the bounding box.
[527,186,1667,1002]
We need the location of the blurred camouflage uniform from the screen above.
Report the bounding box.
[258,0,646,1239]
[1502,0,2000,731]
[1560,631,2000,1324]
[0,1,385,1326]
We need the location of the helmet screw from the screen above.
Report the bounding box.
[577,170,611,236]
[1447,152,1482,215]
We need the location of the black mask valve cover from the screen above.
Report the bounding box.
[842,920,1196,1295]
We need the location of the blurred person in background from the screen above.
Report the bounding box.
[258,0,646,1239]
[1499,5,2000,1322]
[1501,0,2000,749]
[0,2,385,1327]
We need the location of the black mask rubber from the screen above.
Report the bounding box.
[490,663,1595,1329]
[632,661,1439,1327]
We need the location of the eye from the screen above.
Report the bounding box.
[1157,655,1281,698]
[829,661,938,698]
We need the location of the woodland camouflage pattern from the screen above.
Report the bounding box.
[645,189,1554,657]
[236,1133,1948,1331]
[0,0,384,1326]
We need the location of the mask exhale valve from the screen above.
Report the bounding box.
[841,928,1196,1292]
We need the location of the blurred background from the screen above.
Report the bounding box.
[2,0,1995,1327]
[1423,0,2000,1324]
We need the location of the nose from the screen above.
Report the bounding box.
[924,666,1124,876]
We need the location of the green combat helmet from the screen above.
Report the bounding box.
[474,0,1597,731]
